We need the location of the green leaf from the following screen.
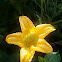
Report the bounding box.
[44,58,48,62]
[54,41,62,45]
[38,56,44,62]
[44,52,61,62]
[52,20,62,26]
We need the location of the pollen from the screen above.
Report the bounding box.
[23,32,38,48]
[27,40,31,47]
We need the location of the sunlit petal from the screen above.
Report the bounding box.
[35,24,55,38]
[6,32,24,47]
[30,39,53,53]
[20,48,35,62]
[19,16,35,34]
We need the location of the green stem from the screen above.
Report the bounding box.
[41,0,44,22]
[51,20,62,25]
[44,0,47,14]
[47,0,49,15]
[35,0,41,8]
[52,0,56,12]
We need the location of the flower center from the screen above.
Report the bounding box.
[23,32,38,48]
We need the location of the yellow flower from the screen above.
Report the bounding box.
[6,16,56,62]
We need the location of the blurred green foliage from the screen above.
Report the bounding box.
[37,51,61,62]
[44,52,61,62]
[0,0,62,62]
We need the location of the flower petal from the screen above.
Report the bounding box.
[19,16,35,34]
[6,32,24,47]
[30,39,53,53]
[20,48,35,62]
[35,24,56,38]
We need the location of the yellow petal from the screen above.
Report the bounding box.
[20,48,35,62]
[19,16,35,34]
[6,32,24,47]
[35,24,56,38]
[30,39,53,53]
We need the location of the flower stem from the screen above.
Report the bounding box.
[41,0,44,23]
